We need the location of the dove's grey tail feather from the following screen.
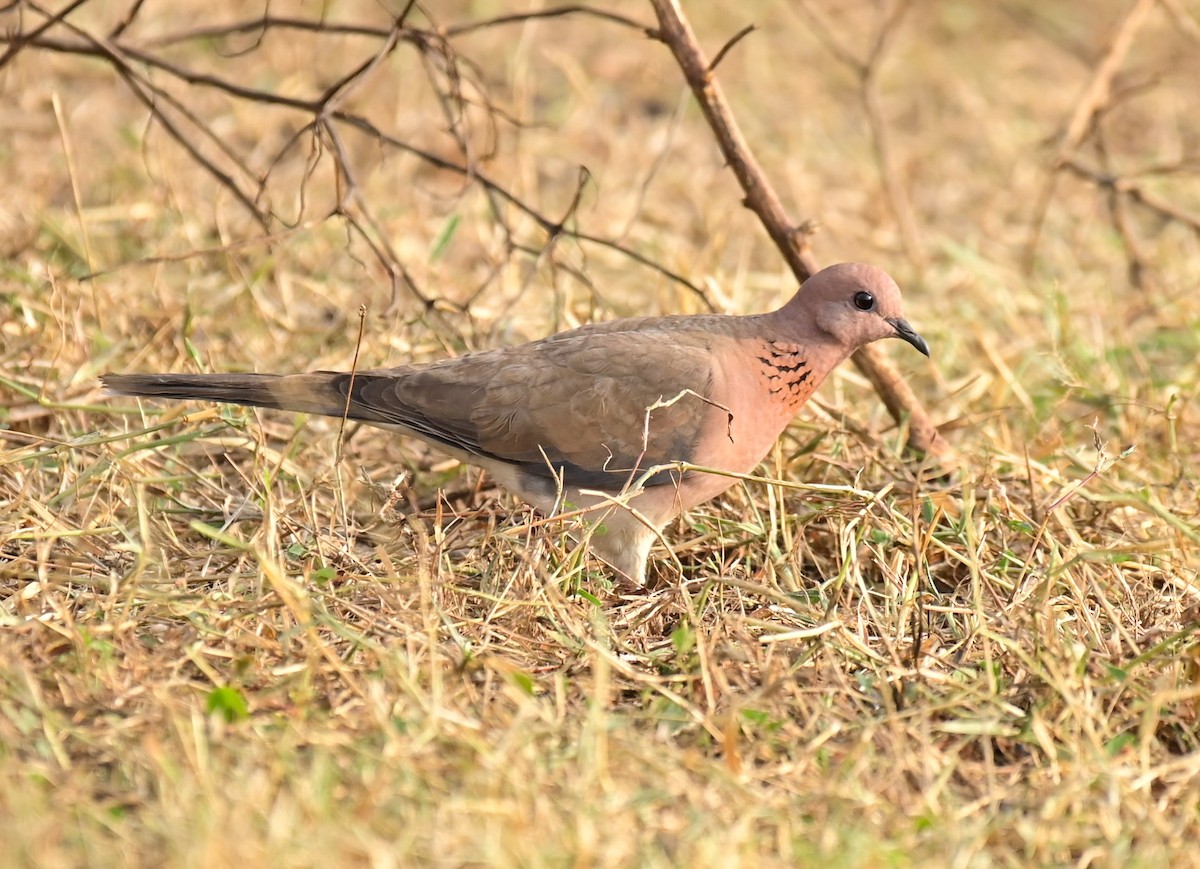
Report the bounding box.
[101,372,372,422]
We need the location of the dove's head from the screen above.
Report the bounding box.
[786,262,929,357]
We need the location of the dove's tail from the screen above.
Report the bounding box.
[101,371,383,424]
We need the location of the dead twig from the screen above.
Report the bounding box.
[139,5,652,49]
[648,0,817,281]
[0,1,715,315]
[648,0,944,458]
[1160,0,1200,44]
[1093,128,1150,291]
[1024,0,1157,273]
[1062,158,1200,235]
[1020,0,1200,292]
[793,0,927,274]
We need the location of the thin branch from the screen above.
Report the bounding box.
[1023,0,1200,290]
[862,1,925,273]
[321,119,431,312]
[26,6,270,226]
[12,31,321,112]
[108,0,148,40]
[1057,0,1158,154]
[1094,128,1149,291]
[707,24,755,75]
[1160,0,1200,45]
[1024,0,1157,272]
[648,0,943,458]
[0,0,90,70]
[331,112,713,308]
[794,0,926,274]
[445,5,651,38]
[1063,158,1200,235]
[114,66,269,228]
[140,6,651,50]
[647,0,818,281]
[0,10,714,311]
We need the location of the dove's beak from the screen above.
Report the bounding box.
[887,318,930,357]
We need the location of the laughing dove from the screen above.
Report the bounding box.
[103,262,928,585]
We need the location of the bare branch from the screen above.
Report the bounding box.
[648,0,943,458]
[1093,128,1150,291]
[445,5,651,38]
[1023,0,1200,290]
[1160,0,1200,45]
[707,23,756,75]
[0,6,713,312]
[795,0,926,274]
[140,6,651,50]
[648,0,818,281]
[1057,0,1157,155]
[861,0,925,274]
[0,0,89,70]
[1024,0,1158,271]
[1063,158,1200,235]
[330,112,713,308]
[108,0,148,40]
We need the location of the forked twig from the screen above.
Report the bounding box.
[1063,157,1200,235]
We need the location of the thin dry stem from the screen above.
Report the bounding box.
[1025,0,1158,273]
[648,0,944,458]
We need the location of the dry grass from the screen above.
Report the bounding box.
[2,0,1200,866]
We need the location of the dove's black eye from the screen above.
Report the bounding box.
[853,291,875,311]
